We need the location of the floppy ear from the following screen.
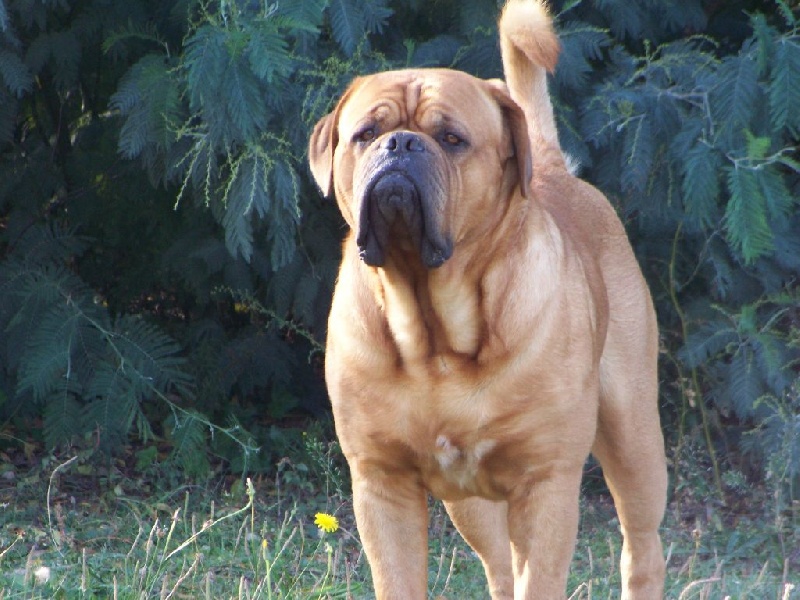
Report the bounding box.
[308,81,363,198]
[308,111,338,198]
[485,80,532,198]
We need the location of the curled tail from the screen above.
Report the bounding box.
[498,0,564,166]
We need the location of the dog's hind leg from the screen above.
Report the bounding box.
[592,330,668,600]
[444,498,514,599]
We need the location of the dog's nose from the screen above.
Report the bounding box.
[382,132,425,153]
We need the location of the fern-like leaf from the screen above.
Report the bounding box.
[277,0,327,29]
[16,305,83,402]
[711,53,762,145]
[594,0,647,39]
[556,23,610,92]
[362,0,393,35]
[757,165,794,221]
[556,22,610,89]
[753,332,793,394]
[681,141,721,229]
[183,24,225,94]
[776,0,799,28]
[769,38,800,135]
[42,393,82,449]
[111,315,193,398]
[82,390,138,450]
[408,35,461,68]
[751,13,775,76]
[220,57,268,144]
[709,237,751,302]
[772,217,800,273]
[725,345,765,420]
[267,158,299,269]
[167,411,210,477]
[452,29,503,79]
[620,113,654,194]
[246,24,292,83]
[328,0,367,57]
[723,164,773,264]
[678,321,738,368]
[183,25,241,145]
[111,55,181,160]
[222,156,260,261]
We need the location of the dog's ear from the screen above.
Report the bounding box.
[485,79,532,198]
[308,82,361,198]
[308,110,338,199]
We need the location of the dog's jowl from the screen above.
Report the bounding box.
[308,1,668,598]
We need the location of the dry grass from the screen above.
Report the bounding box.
[0,445,797,599]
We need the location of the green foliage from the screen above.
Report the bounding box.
[0,0,798,496]
[0,225,192,454]
[748,388,800,500]
[111,3,314,266]
[0,0,338,475]
[328,0,394,56]
[560,0,800,493]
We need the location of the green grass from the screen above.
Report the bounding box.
[0,443,797,599]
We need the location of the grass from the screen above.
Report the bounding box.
[0,434,797,599]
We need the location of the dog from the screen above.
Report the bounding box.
[308,1,667,598]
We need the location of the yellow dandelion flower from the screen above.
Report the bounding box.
[260,538,269,561]
[313,512,339,533]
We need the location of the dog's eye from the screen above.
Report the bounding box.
[441,132,466,148]
[353,128,376,144]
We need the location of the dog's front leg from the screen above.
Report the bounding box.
[507,468,584,599]
[351,461,429,599]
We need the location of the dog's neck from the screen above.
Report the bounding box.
[355,196,560,375]
[370,252,484,366]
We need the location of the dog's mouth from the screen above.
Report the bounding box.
[356,169,453,269]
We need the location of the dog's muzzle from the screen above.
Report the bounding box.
[356,131,453,268]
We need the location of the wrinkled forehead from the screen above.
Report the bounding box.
[337,69,504,136]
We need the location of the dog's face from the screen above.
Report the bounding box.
[309,69,531,268]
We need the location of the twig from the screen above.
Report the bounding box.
[46,455,78,554]
[164,478,256,561]
[164,553,203,600]
[678,577,721,600]
[668,223,723,500]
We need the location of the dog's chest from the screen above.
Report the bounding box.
[426,434,499,497]
[399,383,517,499]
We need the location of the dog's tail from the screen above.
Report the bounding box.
[498,0,564,167]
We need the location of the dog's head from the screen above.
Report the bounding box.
[309,69,531,269]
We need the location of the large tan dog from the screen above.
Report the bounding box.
[308,1,667,598]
